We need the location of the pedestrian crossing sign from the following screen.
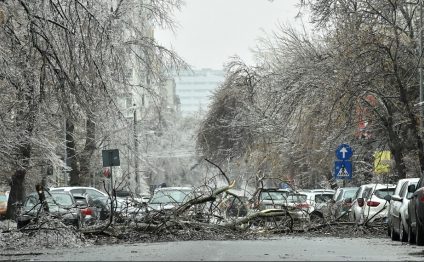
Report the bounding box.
[334,160,352,180]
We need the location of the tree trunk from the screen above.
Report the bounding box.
[5,169,26,219]
[67,119,80,186]
[5,66,38,219]
[79,115,96,186]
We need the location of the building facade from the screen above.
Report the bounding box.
[174,68,225,116]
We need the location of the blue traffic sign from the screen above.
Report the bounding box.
[336,144,353,160]
[334,160,352,180]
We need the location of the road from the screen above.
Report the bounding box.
[2,236,424,261]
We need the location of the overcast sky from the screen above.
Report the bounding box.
[155,0,308,70]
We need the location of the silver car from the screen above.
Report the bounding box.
[387,178,419,242]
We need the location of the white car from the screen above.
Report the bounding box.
[49,186,108,199]
[348,184,370,223]
[361,184,395,223]
[330,187,358,219]
[387,178,419,242]
[349,183,395,224]
[300,189,335,221]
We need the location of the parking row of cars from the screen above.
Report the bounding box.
[328,176,424,246]
[12,178,423,238]
[386,177,424,245]
[16,186,149,229]
[247,187,336,223]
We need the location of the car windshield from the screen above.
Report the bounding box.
[260,191,288,201]
[25,193,74,208]
[47,193,74,206]
[0,195,7,202]
[150,190,193,204]
[374,188,395,199]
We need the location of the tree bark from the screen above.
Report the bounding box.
[67,119,80,186]
[5,169,27,219]
[79,115,96,186]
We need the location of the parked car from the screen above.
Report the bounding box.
[348,183,394,224]
[219,189,250,218]
[252,188,291,210]
[330,187,358,219]
[72,193,99,225]
[407,176,424,245]
[50,186,107,199]
[147,187,196,211]
[0,191,9,217]
[348,184,372,223]
[387,178,419,242]
[300,189,335,221]
[284,193,311,222]
[387,178,412,236]
[92,196,111,221]
[90,195,142,222]
[359,184,395,224]
[114,189,150,207]
[251,188,309,222]
[16,191,83,229]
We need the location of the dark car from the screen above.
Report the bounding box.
[72,193,99,225]
[16,191,83,229]
[407,176,424,245]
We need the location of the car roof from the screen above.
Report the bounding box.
[27,191,74,199]
[304,190,335,194]
[50,186,102,190]
[310,189,335,192]
[154,186,193,191]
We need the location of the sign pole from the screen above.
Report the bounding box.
[110,166,113,193]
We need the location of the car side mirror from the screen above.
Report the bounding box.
[408,184,416,193]
[384,195,392,202]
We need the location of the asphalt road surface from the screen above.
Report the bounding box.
[2,236,424,261]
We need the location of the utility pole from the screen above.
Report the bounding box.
[133,104,140,195]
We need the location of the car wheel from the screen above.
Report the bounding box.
[416,218,424,246]
[408,223,416,244]
[391,222,400,241]
[399,218,408,242]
